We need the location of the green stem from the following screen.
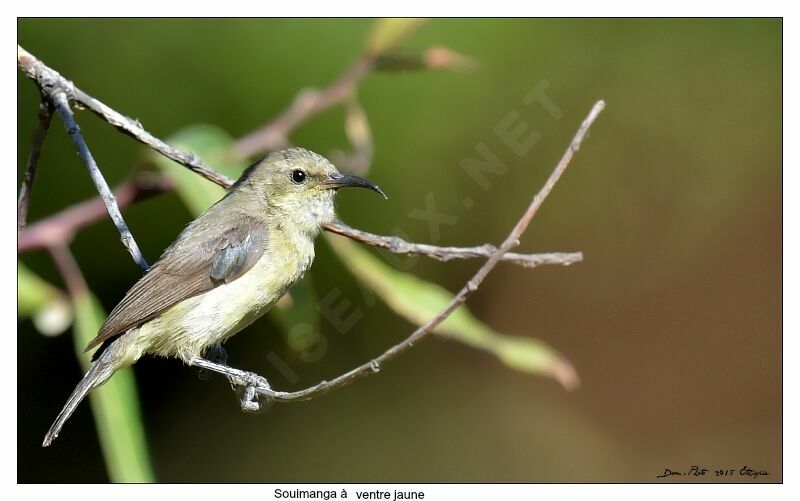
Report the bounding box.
[72,293,154,482]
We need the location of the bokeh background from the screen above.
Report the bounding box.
[17,19,781,482]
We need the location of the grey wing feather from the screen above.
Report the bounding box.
[210,233,261,283]
[211,246,242,281]
[85,213,268,351]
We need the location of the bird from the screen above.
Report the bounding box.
[42,147,386,446]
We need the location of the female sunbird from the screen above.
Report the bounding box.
[43,148,386,446]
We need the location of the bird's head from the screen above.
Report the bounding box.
[231,148,386,235]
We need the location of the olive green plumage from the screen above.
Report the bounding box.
[43,148,385,447]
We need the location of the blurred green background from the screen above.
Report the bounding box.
[17,18,781,482]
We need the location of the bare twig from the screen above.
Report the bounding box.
[50,92,149,271]
[234,100,606,403]
[17,44,364,187]
[18,99,54,232]
[325,220,583,268]
[329,95,374,175]
[17,45,233,189]
[231,57,374,159]
[19,176,174,252]
[230,45,475,162]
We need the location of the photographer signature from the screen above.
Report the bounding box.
[657,465,769,480]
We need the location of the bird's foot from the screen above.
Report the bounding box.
[231,372,272,414]
[188,357,274,413]
[227,368,271,390]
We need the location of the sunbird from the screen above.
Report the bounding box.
[43,148,386,446]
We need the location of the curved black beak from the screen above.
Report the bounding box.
[322,173,387,199]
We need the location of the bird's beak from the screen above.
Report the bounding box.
[322,173,387,199]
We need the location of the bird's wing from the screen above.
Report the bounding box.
[85,213,268,351]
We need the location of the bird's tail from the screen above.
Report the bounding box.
[42,345,118,447]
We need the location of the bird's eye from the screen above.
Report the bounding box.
[291,169,307,184]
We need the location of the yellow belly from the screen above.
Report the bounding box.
[120,232,314,365]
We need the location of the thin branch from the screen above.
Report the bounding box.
[18,178,578,269]
[18,176,174,252]
[18,99,54,232]
[50,92,149,271]
[325,220,583,268]
[328,94,375,175]
[17,44,364,187]
[239,100,606,403]
[17,45,233,189]
[231,56,374,159]
[48,244,89,298]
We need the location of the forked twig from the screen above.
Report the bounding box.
[231,57,374,159]
[17,45,234,189]
[51,92,149,271]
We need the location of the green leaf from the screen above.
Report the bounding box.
[150,125,319,343]
[149,124,245,215]
[72,291,154,482]
[366,18,427,56]
[18,261,72,336]
[326,234,579,390]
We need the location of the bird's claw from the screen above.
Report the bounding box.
[230,371,273,414]
[240,386,261,412]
